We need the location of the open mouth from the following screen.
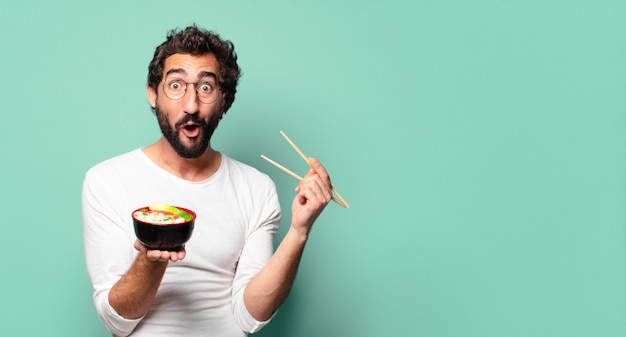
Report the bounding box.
[181,123,200,138]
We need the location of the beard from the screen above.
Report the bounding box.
[156,104,220,159]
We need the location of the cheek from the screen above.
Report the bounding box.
[155,103,177,125]
[156,98,179,118]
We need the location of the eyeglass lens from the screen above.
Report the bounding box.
[162,78,219,103]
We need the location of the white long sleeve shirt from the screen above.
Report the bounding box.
[82,149,281,336]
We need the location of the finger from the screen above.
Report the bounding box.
[134,240,146,252]
[177,246,186,260]
[170,251,185,262]
[297,174,332,203]
[297,184,329,210]
[312,174,333,201]
[298,159,332,199]
[162,246,186,262]
[168,247,186,262]
[304,179,331,205]
[169,252,180,262]
[146,250,164,261]
[157,251,171,262]
[307,157,331,185]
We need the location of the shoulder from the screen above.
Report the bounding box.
[221,154,274,185]
[219,154,280,203]
[87,149,142,172]
[220,155,282,230]
[84,148,145,185]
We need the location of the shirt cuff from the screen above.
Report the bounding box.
[95,289,145,337]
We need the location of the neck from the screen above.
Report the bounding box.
[143,138,221,182]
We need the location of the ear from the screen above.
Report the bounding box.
[220,92,226,111]
[147,84,157,108]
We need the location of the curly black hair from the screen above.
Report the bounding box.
[147,25,241,113]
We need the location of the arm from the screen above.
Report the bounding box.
[243,157,332,321]
[108,242,186,319]
[82,168,186,335]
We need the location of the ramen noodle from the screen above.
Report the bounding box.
[133,209,186,224]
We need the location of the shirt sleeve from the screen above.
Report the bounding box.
[82,168,143,336]
[230,177,282,333]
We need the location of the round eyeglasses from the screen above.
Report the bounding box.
[161,77,221,104]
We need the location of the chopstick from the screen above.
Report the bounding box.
[260,155,347,208]
[261,131,350,208]
[279,131,350,208]
[260,154,304,181]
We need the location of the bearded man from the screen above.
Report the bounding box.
[82,25,333,337]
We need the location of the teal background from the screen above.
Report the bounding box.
[1,1,625,336]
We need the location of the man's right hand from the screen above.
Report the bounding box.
[134,240,186,262]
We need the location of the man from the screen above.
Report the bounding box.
[82,25,333,337]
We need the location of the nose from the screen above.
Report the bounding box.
[182,84,199,114]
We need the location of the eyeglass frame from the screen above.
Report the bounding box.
[160,77,222,104]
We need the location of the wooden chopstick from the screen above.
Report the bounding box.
[261,155,345,207]
[280,131,309,164]
[260,131,349,208]
[279,131,350,208]
[260,155,303,181]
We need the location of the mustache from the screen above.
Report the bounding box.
[175,114,206,129]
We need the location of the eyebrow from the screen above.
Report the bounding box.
[164,68,218,81]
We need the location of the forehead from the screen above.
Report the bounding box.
[163,53,220,79]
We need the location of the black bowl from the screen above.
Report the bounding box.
[132,206,196,251]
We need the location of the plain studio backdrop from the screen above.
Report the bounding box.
[1,1,625,336]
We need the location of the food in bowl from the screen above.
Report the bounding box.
[132,202,196,251]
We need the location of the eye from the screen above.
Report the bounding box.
[198,82,214,93]
[168,80,184,91]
